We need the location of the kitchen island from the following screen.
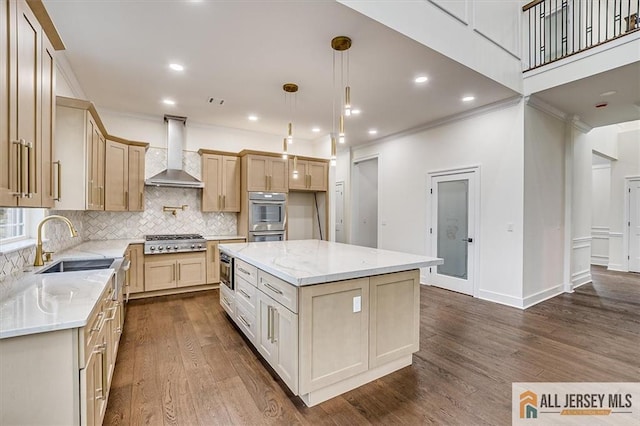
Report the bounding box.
[219,240,442,406]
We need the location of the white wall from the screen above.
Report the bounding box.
[347,101,526,307]
[591,157,611,266]
[590,125,619,159]
[608,129,640,270]
[523,104,565,306]
[338,0,523,93]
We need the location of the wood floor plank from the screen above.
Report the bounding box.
[105,267,640,425]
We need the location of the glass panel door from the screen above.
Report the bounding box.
[436,180,468,279]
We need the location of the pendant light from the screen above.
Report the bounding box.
[331,36,351,145]
[282,137,288,159]
[283,83,298,144]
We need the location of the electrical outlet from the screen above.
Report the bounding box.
[353,296,361,313]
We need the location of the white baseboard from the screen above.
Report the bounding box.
[522,284,564,309]
[590,259,608,266]
[607,263,627,272]
[477,289,524,309]
[571,269,591,289]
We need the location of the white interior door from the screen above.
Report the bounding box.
[335,181,345,243]
[629,180,640,272]
[353,158,378,248]
[430,171,477,296]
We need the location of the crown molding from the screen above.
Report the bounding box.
[358,95,523,148]
[525,95,567,121]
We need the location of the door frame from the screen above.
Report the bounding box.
[426,165,481,296]
[624,176,640,272]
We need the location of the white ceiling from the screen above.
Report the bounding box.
[533,62,640,129]
[44,0,519,147]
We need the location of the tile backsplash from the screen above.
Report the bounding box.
[0,148,238,281]
[0,210,84,279]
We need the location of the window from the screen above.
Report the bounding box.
[0,208,26,243]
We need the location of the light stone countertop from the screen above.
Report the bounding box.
[0,239,138,339]
[219,240,443,287]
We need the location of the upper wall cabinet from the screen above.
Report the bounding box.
[288,158,328,192]
[0,0,58,208]
[55,97,148,211]
[243,153,288,193]
[128,145,145,211]
[199,150,240,212]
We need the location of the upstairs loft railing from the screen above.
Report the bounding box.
[523,0,640,71]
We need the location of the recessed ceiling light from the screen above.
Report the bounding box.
[248,115,258,121]
[169,63,184,71]
[462,96,475,102]
[312,127,320,133]
[351,109,361,115]
[162,99,176,105]
[368,129,378,135]
[600,90,617,97]
[414,76,428,83]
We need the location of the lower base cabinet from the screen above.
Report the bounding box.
[0,277,121,425]
[220,265,420,406]
[257,290,298,394]
[144,252,206,291]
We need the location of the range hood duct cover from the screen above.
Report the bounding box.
[145,115,204,188]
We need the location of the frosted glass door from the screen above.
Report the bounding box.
[430,170,477,296]
[437,180,468,279]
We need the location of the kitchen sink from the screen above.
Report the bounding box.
[37,258,116,274]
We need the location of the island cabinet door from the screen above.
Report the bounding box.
[256,291,278,360]
[299,277,369,394]
[369,270,420,368]
[273,302,298,395]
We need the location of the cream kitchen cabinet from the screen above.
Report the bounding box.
[104,140,128,211]
[288,158,328,192]
[0,0,57,208]
[256,289,299,394]
[127,144,146,211]
[125,243,145,295]
[200,150,240,212]
[144,252,206,291]
[0,276,120,426]
[54,97,148,211]
[242,153,288,192]
[53,99,106,210]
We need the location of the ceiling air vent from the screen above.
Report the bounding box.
[208,97,225,105]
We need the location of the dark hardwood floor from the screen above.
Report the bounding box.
[104,266,640,425]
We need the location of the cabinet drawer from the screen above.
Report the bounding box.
[235,276,257,310]
[258,270,298,314]
[235,259,257,286]
[80,284,111,368]
[220,285,235,318]
[235,300,257,343]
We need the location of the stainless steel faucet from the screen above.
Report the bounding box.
[34,215,78,267]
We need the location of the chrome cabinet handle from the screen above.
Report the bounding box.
[238,289,251,299]
[125,190,129,210]
[263,281,283,295]
[238,315,251,329]
[222,194,226,209]
[26,141,35,196]
[267,306,273,341]
[11,140,23,196]
[238,267,251,276]
[272,307,278,343]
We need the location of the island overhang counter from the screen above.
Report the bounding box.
[219,239,443,407]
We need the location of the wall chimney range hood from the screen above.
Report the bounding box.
[145,115,204,188]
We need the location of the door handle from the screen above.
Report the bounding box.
[462,238,473,243]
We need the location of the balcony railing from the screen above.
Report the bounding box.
[523,0,639,71]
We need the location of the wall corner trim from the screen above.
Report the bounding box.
[525,95,567,121]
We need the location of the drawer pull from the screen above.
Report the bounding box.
[90,312,105,332]
[238,289,251,299]
[238,267,251,276]
[238,315,251,329]
[263,281,283,295]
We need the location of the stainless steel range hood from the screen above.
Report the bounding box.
[145,115,204,188]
